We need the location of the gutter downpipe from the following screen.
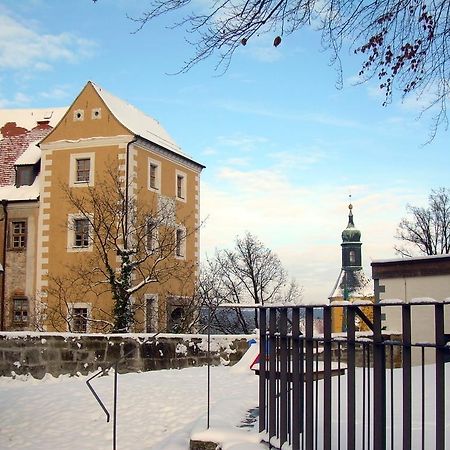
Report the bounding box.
[1,199,8,331]
[124,136,138,250]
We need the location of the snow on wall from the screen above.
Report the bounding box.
[0,333,251,379]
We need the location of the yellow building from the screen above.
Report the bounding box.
[329,204,374,332]
[1,82,204,333]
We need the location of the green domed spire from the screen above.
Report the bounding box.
[341,203,361,243]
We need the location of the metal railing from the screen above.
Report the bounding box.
[258,301,449,450]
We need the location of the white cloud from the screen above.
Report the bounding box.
[200,167,418,303]
[0,13,96,72]
[0,91,31,107]
[217,133,269,152]
[39,85,72,101]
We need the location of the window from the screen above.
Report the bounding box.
[76,158,90,183]
[73,109,84,121]
[91,108,101,120]
[175,170,187,201]
[148,159,161,191]
[146,218,158,251]
[16,166,34,187]
[10,220,26,249]
[72,307,88,332]
[145,294,158,333]
[175,227,185,258]
[13,298,28,324]
[68,214,93,252]
[74,218,90,247]
[69,153,95,187]
[349,250,356,264]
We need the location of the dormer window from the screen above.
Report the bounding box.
[16,166,34,187]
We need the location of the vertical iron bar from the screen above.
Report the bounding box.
[259,307,267,434]
[390,345,394,450]
[300,313,305,450]
[292,307,301,450]
[314,340,318,450]
[113,361,118,450]
[323,307,332,450]
[402,304,411,450]
[347,305,356,450]
[337,341,341,450]
[367,344,371,449]
[421,346,425,450]
[362,343,366,450]
[435,304,445,450]
[305,307,314,450]
[280,308,289,448]
[207,306,211,429]
[373,303,386,450]
[269,307,277,442]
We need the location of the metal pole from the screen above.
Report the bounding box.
[207,306,211,429]
[113,362,118,450]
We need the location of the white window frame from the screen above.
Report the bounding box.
[68,302,91,333]
[148,158,161,192]
[175,169,187,202]
[67,213,94,252]
[145,294,159,333]
[91,108,102,120]
[174,225,186,259]
[146,217,159,252]
[69,152,95,187]
[73,109,84,122]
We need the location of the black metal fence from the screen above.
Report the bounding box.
[258,301,449,450]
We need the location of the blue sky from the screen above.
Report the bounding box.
[1,0,449,302]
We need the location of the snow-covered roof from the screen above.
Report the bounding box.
[0,175,40,201]
[91,82,186,156]
[329,268,374,300]
[0,108,66,138]
[14,140,41,165]
[372,254,450,264]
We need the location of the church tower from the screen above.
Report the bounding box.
[329,203,374,332]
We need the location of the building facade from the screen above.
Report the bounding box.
[329,204,374,332]
[0,82,204,333]
[371,255,450,364]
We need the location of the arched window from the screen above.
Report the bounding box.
[349,250,356,264]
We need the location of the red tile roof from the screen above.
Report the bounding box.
[0,121,52,187]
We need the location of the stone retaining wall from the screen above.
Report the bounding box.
[0,332,251,379]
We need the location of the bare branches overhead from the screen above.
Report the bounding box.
[119,0,450,137]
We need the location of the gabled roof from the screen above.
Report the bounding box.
[90,81,186,156]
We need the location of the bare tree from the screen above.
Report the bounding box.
[198,232,301,331]
[44,164,196,333]
[395,187,450,257]
[94,0,450,138]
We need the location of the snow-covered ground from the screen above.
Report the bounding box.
[0,344,264,450]
[1,342,448,450]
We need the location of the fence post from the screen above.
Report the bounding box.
[279,308,289,447]
[373,303,386,450]
[401,304,411,450]
[347,305,356,450]
[259,307,267,434]
[292,307,301,450]
[323,306,332,450]
[435,303,445,450]
[305,307,314,450]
